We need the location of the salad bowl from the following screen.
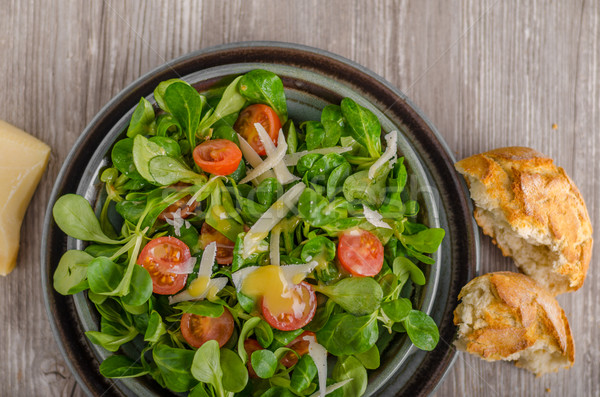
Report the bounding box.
[41,41,479,396]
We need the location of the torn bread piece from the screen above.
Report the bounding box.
[454,272,574,376]
[455,147,593,295]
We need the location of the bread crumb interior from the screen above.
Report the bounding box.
[454,277,494,349]
[466,177,567,294]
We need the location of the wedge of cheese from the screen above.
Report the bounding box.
[0,120,51,275]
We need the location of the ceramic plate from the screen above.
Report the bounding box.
[41,42,479,396]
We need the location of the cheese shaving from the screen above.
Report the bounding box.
[242,182,305,258]
[238,140,287,184]
[198,241,217,277]
[362,204,392,229]
[254,123,299,184]
[309,379,353,397]
[304,334,329,397]
[304,333,353,397]
[237,134,275,182]
[163,208,192,236]
[368,130,398,179]
[291,295,307,318]
[168,242,227,304]
[270,225,281,267]
[279,261,318,285]
[169,256,197,275]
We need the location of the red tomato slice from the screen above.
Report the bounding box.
[261,282,317,331]
[337,228,384,277]
[180,308,234,348]
[244,339,263,378]
[137,236,191,295]
[158,184,197,221]
[193,139,242,175]
[234,104,281,156]
[199,222,235,265]
[280,331,316,368]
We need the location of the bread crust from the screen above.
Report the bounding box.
[455,147,593,294]
[454,272,575,374]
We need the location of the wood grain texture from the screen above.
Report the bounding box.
[0,1,598,396]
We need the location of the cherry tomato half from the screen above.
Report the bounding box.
[137,236,191,295]
[180,308,234,348]
[261,282,317,331]
[158,184,197,221]
[193,139,242,175]
[234,104,281,156]
[280,331,316,368]
[244,339,263,378]
[199,222,235,265]
[337,228,384,277]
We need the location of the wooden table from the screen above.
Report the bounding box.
[1,1,598,396]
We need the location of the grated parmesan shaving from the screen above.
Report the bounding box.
[168,242,228,304]
[279,261,318,285]
[254,123,299,185]
[242,182,305,258]
[304,334,329,397]
[169,256,197,275]
[270,226,281,267]
[198,241,217,277]
[239,136,288,185]
[362,204,392,229]
[237,134,275,182]
[309,379,353,397]
[304,333,353,397]
[291,294,307,318]
[163,208,187,236]
[368,130,398,179]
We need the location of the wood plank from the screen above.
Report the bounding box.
[0,0,597,396]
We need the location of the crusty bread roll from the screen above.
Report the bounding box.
[455,147,593,295]
[454,272,574,375]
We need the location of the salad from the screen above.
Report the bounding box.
[52,69,444,397]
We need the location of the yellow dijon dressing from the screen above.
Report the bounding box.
[188,276,220,300]
[188,276,210,296]
[240,265,305,317]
